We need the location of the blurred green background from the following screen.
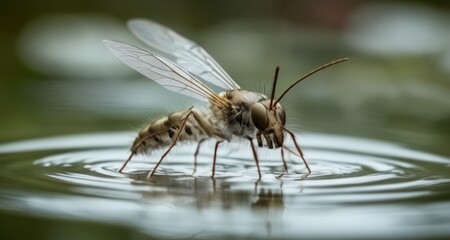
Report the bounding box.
[2,0,450,155]
[1,1,450,239]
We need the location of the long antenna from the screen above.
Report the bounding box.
[269,66,280,109]
[273,58,349,106]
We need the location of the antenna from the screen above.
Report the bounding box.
[269,66,280,109]
[273,58,349,106]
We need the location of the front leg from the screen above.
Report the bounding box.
[247,137,262,179]
[282,127,311,174]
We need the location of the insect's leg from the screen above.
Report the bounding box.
[211,140,224,178]
[187,108,221,176]
[118,152,135,173]
[192,139,206,175]
[281,147,289,173]
[247,137,262,179]
[282,127,311,174]
[283,146,299,157]
[276,147,289,178]
[147,108,196,178]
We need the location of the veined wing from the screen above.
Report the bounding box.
[127,19,241,91]
[103,40,228,108]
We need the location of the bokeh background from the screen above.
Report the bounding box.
[1,0,449,151]
[1,0,450,239]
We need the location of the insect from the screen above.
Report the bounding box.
[104,19,348,179]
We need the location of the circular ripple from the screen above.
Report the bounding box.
[0,132,449,238]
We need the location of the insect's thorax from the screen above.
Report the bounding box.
[210,89,267,140]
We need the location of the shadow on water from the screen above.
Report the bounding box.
[0,132,449,239]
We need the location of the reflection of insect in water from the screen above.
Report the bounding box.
[104,19,348,179]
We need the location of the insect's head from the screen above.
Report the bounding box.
[251,99,286,148]
[251,58,349,149]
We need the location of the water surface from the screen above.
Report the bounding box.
[0,132,449,239]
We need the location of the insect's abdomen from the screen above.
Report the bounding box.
[130,110,208,154]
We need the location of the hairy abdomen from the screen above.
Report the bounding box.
[131,109,209,154]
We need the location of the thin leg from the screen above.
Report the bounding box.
[192,139,206,175]
[119,152,135,173]
[281,147,289,173]
[248,137,262,179]
[211,140,224,178]
[282,127,311,174]
[283,146,299,157]
[276,148,289,178]
[147,109,195,178]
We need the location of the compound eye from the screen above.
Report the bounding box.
[251,102,269,131]
[278,107,286,126]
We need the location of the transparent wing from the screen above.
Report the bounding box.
[127,19,241,90]
[103,40,228,108]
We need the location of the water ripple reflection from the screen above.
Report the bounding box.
[0,132,449,239]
